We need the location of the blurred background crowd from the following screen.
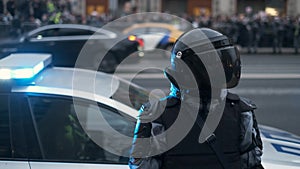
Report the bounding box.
[0,0,300,53]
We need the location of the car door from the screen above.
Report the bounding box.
[0,94,30,169]
[21,94,134,169]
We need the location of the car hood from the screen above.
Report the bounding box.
[260,125,300,168]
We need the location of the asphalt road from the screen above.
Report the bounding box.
[116,52,300,136]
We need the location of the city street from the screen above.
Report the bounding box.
[1,0,300,167]
[116,51,300,136]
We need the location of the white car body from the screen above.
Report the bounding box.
[260,125,300,168]
[138,33,167,51]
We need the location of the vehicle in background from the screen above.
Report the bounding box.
[0,24,144,73]
[0,53,299,169]
[122,22,184,57]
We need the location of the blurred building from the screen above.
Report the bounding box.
[1,0,300,18]
[80,0,300,18]
[286,0,300,16]
[158,0,300,17]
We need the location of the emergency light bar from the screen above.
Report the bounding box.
[0,53,52,80]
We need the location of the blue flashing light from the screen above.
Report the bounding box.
[0,69,11,80]
[12,68,34,79]
[12,62,44,79]
[0,53,51,80]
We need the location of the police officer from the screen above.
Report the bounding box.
[129,28,264,169]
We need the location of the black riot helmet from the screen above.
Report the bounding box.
[164,28,241,91]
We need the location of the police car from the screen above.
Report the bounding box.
[260,125,300,169]
[0,53,299,168]
[0,53,146,168]
[122,23,185,57]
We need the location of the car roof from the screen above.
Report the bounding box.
[11,67,139,118]
[27,24,117,38]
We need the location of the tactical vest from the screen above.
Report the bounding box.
[154,93,257,169]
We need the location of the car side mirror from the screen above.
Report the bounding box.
[25,36,30,42]
[19,36,27,42]
[23,35,31,42]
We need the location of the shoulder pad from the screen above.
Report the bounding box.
[239,97,257,112]
[227,92,257,111]
[226,92,240,101]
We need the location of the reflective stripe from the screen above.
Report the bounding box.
[272,143,300,157]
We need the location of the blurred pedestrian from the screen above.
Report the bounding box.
[11,14,21,37]
[66,0,72,13]
[121,1,132,17]
[272,17,285,54]
[47,0,56,14]
[2,11,13,24]
[285,17,295,48]
[251,15,264,53]
[32,0,44,21]
[277,17,285,53]
[227,15,240,44]
[48,10,61,24]
[87,9,103,27]
[236,14,248,47]
[0,0,4,15]
[192,16,199,28]
[19,0,31,21]
[6,0,16,17]
[244,17,254,53]
[294,18,300,54]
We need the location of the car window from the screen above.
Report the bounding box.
[0,94,11,159]
[58,28,95,36]
[30,28,96,39]
[28,95,135,164]
[0,94,32,160]
[30,28,60,39]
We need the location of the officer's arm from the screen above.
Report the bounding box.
[129,103,163,169]
[239,97,264,169]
